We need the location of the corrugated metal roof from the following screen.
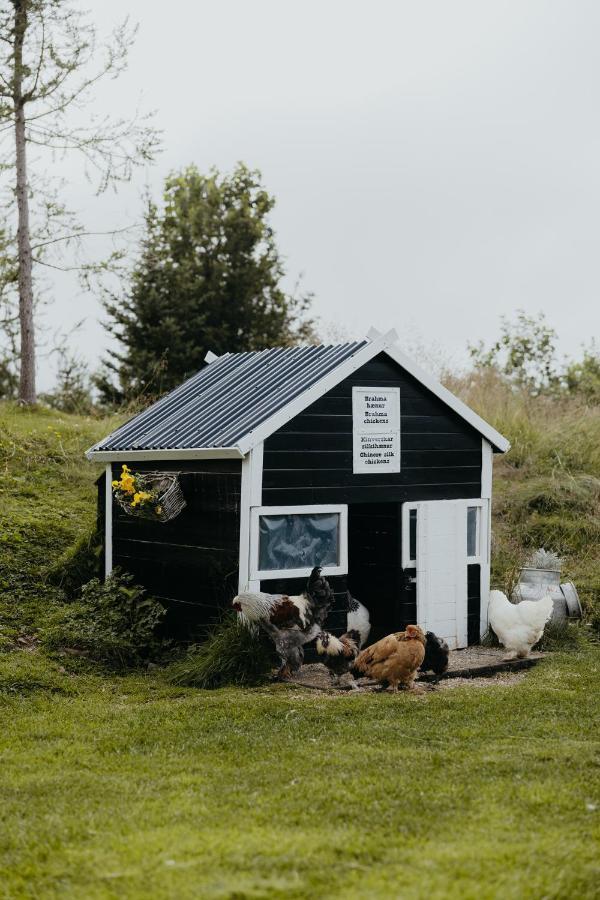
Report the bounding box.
[90,341,368,453]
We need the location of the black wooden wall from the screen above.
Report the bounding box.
[260,352,483,645]
[261,352,482,505]
[107,459,241,636]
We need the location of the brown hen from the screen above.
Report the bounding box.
[352,624,426,691]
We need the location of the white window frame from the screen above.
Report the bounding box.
[403,499,487,567]
[402,502,419,568]
[250,504,348,581]
[466,500,485,564]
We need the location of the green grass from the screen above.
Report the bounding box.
[1,394,600,898]
[1,647,599,899]
[0,403,122,642]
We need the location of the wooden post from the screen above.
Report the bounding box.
[104,463,113,579]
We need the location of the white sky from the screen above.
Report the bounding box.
[29,0,600,389]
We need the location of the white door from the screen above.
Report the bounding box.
[415,500,469,650]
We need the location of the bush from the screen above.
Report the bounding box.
[166,614,274,689]
[42,570,166,668]
[45,528,103,598]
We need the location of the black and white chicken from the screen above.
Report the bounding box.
[315,629,361,686]
[419,631,450,681]
[345,591,371,647]
[232,566,334,679]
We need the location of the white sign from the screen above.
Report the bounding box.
[352,387,401,473]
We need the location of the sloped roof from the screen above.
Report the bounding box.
[87,341,367,457]
[87,329,510,460]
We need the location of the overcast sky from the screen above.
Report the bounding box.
[32,0,600,389]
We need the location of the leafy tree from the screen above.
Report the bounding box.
[0,1,160,404]
[97,164,315,404]
[469,310,560,395]
[563,343,600,405]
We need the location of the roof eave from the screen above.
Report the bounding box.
[85,446,245,462]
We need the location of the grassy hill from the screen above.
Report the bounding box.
[0,403,122,646]
[448,371,600,629]
[1,395,599,898]
[1,375,598,642]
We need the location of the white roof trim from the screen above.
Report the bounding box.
[86,324,510,461]
[236,328,399,454]
[86,447,244,462]
[371,330,510,453]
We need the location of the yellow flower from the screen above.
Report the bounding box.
[156,506,162,515]
[111,480,119,488]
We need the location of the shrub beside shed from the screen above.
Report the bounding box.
[87,328,510,648]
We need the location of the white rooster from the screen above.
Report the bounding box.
[488,589,554,659]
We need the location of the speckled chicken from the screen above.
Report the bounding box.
[232,567,334,679]
[316,629,361,686]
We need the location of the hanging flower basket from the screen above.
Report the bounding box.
[111,465,186,523]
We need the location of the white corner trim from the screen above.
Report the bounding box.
[236,328,399,455]
[205,350,219,363]
[249,504,348,582]
[86,447,244,462]
[238,443,264,592]
[367,328,510,454]
[481,496,492,638]
[104,463,113,579]
[481,439,493,499]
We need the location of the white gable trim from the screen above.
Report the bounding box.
[236,328,399,455]
[373,333,510,453]
[86,324,510,461]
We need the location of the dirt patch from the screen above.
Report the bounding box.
[286,647,545,694]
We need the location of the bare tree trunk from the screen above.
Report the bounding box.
[13,0,36,404]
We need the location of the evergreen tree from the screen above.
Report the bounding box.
[97,164,315,403]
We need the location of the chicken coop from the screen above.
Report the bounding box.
[87,327,510,649]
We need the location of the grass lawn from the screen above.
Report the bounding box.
[1,647,599,899]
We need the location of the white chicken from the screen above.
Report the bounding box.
[488,589,553,659]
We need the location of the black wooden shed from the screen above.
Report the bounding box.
[88,328,510,648]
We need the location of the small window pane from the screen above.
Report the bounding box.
[409,509,417,561]
[258,513,340,572]
[467,506,479,557]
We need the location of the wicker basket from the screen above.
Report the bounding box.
[114,472,186,523]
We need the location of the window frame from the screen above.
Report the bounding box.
[466,501,485,563]
[402,499,486,567]
[402,501,419,567]
[249,504,348,581]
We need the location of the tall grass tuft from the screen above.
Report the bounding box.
[445,370,600,629]
[166,614,275,688]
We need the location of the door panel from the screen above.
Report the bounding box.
[415,500,469,649]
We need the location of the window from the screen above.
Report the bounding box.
[402,502,419,567]
[403,499,487,567]
[409,508,417,563]
[467,506,480,559]
[250,505,348,580]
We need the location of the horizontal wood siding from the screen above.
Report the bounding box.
[467,564,481,645]
[262,353,482,505]
[110,459,241,635]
